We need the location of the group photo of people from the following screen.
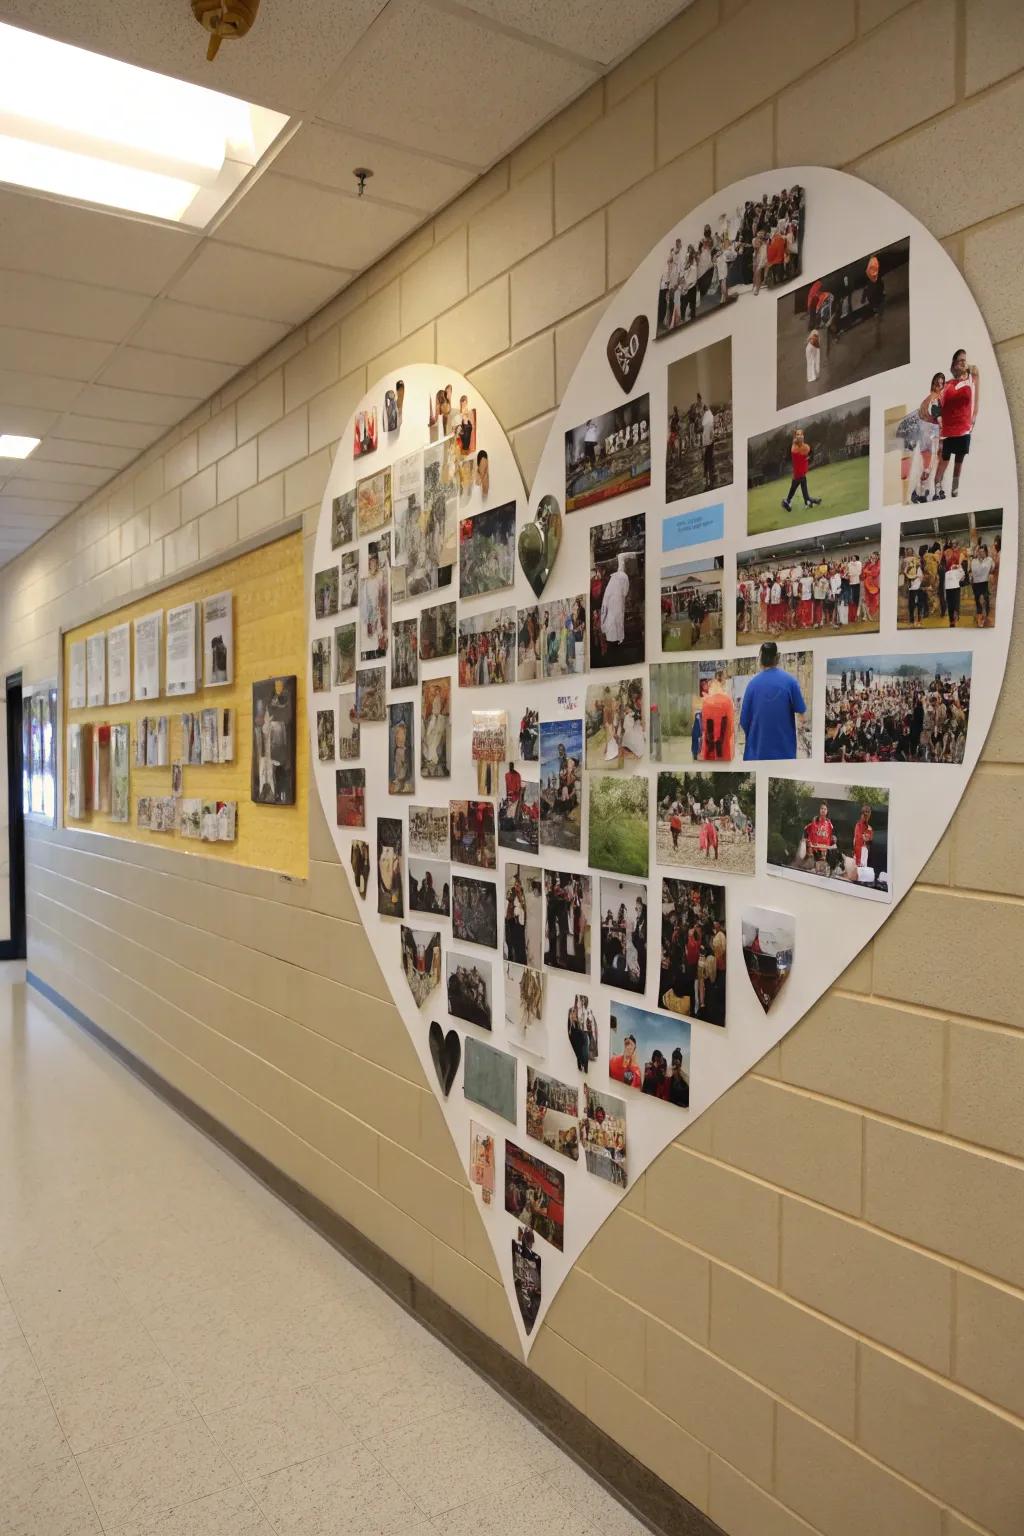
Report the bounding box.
[767,781,891,903]
[585,678,646,768]
[446,952,492,1030]
[737,524,881,644]
[747,398,871,536]
[656,770,755,875]
[665,338,733,503]
[825,653,973,764]
[505,1141,565,1251]
[598,879,647,995]
[526,1068,579,1163]
[649,648,812,765]
[502,861,542,968]
[898,510,1001,630]
[660,556,723,651]
[658,877,727,1027]
[567,994,599,1074]
[516,596,587,679]
[457,607,516,687]
[609,1001,692,1106]
[543,870,591,975]
[581,1085,628,1185]
[884,349,984,507]
[564,397,651,514]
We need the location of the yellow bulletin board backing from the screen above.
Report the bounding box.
[62,530,308,879]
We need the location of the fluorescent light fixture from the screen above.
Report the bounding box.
[0,434,41,458]
[0,22,289,227]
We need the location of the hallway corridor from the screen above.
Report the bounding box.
[0,978,646,1536]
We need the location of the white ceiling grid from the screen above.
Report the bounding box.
[0,0,692,566]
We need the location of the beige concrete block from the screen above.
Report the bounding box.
[955,1271,1024,1420]
[586,1360,710,1510]
[309,368,366,455]
[545,1269,645,1395]
[340,281,400,372]
[527,1329,588,1415]
[433,162,509,242]
[364,224,434,301]
[256,327,308,382]
[180,465,217,523]
[468,166,552,291]
[118,510,149,561]
[198,499,237,561]
[860,0,916,28]
[608,145,714,288]
[511,84,603,183]
[162,432,198,492]
[838,943,872,993]
[865,1118,1024,1287]
[377,1140,462,1251]
[257,406,308,481]
[946,1020,1024,1160]
[711,1264,857,1434]
[856,75,1024,239]
[197,406,236,471]
[920,826,951,885]
[132,459,164,513]
[709,1458,819,1536]
[216,439,258,503]
[237,474,284,541]
[580,1209,709,1344]
[657,0,856,164]
[555,296,612,399]
[605,0,718,107]
[163,519,199,575]
[130,541,163,590]
[436,279,511,377]
[429,1241,500,1342]
[555,86,655,235]
[108,481,133,525]
[149,487,180,541]
[777,0,955,168]
[469,333,555,432]
[715,104,775,189]
[400,230,467,338]
[510,412,555,491]
[643,1144,781,1283]
[307,277,366,343]
[781,1198,953,1373]
[965,0,1024,95]
[236,372,283,445]
[368,322,434,380]
[710,1077,862,1215]
[776,1405,942,1536]
[965,208,1024,344]
[510,214,605,344]
[283,329,339,412]
[460,1190,498,1279]
[779,993,943,1126]
[859,1344,1024,1536]
[284,449,330,519]
[873,889,1019,1026]
[646,1318,775,1488]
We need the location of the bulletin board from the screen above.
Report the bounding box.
[62,530,308,878]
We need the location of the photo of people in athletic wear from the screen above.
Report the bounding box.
[666,338,733,504]
[736,524,881,645]
[825,652,972,764]
[767,781,891,903]
[747,398,870,537]
[565,397,651,514]
[898,509,1001,630]
[884,348,985,508]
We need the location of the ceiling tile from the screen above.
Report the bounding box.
[213,173,420,270]
[0,269,151,342]
[73,383,200,427]
[0,187,198,295]
[128,299,290,366]
[5,456,110,486]
[457,0,690,65]
[0,369,84,411]
[272,122,475,212]
[2,474,98,499]
[0,325,114,381]
[53,414,158,448]
[316,0,596,166]
[0,495,77,519]
[97,348,236,399]
[0,403,59,436]
[32,436,135,470]
[168,243,351,325]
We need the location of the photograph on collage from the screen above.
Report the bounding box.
[666,337,733,503]
[610,1000,692,1104]
[504,962,546,1056]
[503,862,543,968]
[420,600,457,660]
[376,817,403,917]
[470,1122,495,1204]
[505,1140,565,1251]
[883,350,984,507]
[311,638,331,693]
[526,1068,579,1162]
[543,870,591,976]
[657,770,755,875]
[588,775,649,879]
[314,566,339,620]
[742,907,794,1014]
[498,764,539,856]
[251,676,296,805]
[649,651,813,764]
[334,623,356,686]
[452,874,498,948]
[457,606,516,686]
[512,1229,542,1335]
[409,856,450,917]
[355,665,385,723]
[358,540,389,661]
[387,702,414,795]
[584,678,645,768]
[540,596,587,679]
[459,500,516,598]
[356,466,391,535]
[746,398,870,537]
[420,677,451,778]
[340,551,358,609]
[338,695,359,761]
[316,709,335,762]
[582,1085,627,1187]
[464,1036,516,1122]
[590,514,646,668]
[450,799,496,870]
[825,652,972,764]
[353,407,378,458]
[567,994,599,1074]
[660,557,723,651]
[564,396,651,514]
[409,804,449,859]
[767,780,891,902]
[539,718,582,853]
[598,878,647,996]
[736,524,881,645]
[391,617,418,689]
[331,490,355,549]
[446,950,492,1030]
[898,509,1001,630]
[335,770,365,829]
[659,877,726,1026]
[400,927,441,1008]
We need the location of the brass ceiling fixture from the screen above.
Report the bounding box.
[191,0,261,62]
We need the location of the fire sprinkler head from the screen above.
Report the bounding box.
[353,167,373,198]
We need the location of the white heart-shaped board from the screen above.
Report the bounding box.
[310,167,1016,1353]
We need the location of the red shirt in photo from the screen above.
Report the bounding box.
[940,378,974,437]
[792,441,811,477]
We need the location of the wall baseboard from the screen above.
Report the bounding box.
[27,969,724,1536]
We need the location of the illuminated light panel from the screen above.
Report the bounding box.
[0,434,41,458]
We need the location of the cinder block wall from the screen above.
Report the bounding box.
[4,2,1024,1531]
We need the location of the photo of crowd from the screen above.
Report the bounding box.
[446,951,492,1029]
[452,873,498,948]
[581,1085,627,1186]
[526,1068,579,1162]
[767,781,891,903]
[503,861,543,967]
[741,907,794,1014]
[778,237,909,410]
[585,678,645,768]
[737,524,881,644]
[898,510,1001,629]
[567,994,599,1074]
[590,514,646,669]
[657,770,755,875]
[825,653,973,764]
[457,607,516,687]
[565,397,651,514]
[504,962,545,1055]
[659,877,726,1026]
[409,856,450,917]
[655,183,805,339]
[544,870,592,975]
[450,799,496,869]
[598,878,647,995]
[747,398,870,537]
[661,557,723,651]
[400,927,441,1008]
[498,764,539,855]
[884,349,984,507]
[505,1140,565,1251]
[650,648,813,764]
[609,1001,692,1105]
[666,338,733,503]
[539,718,582,853]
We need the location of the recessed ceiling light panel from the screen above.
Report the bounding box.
[0,434,41,458]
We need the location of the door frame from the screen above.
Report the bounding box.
[2,671,26,960]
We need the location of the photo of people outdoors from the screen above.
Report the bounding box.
[898,510,1001,629]
[588,774,649,879]
[610,1001,692,1105]
[582,1085,627,1186]
[387,703,414,797]
[541,595,588,678]
[355,465,391,536]
[565,397,651,514]
[408,804,448,860]
[505,1140,565,1251]
[742,907,794,1014]
[526,1068,579,1162]
[649,650,813,764]
[883,348,983,506]
[314,566,339,619]
[655,183,805,339]
[498,764,539,855]
[585,678,645,768]
[358,539,389,661]
[767,781,891,903]
[747,398,870,536]
[331,490,355,549]
[420,677,451,779]
[399,927,441,1008]
[539,718,582,853]
[659,877,727,1026]
[310,638,331,694]
[590,513,646,668]
[334,622,356,686]
[826,653,973,763]
[504,962,545,1055]
[661,557,723,651]
[452,874,498,948]
[567,994,599,1074]
[376,816,403,918]
[666,338,733,502]
[503,862,542,967]
[420,600,456,660]
[316,709,334,762]
[354,665,385,722]
[544,869,592,975]
[737,524,881,644]
[446,951,492,1030]
[599,878,647,995]
[457,606,516,686]
[519,707,539,761]
[450,799,496,870]
[338,694,359,761]
[409,857,450,917]
[458,500,516,598]
[778,237,909,410]
[657,770,755,874]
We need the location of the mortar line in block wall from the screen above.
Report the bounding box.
[830,985,1024,1035]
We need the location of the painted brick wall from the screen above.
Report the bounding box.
[3,2,1024,1531]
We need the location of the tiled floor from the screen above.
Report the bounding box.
[0,977,650,1536]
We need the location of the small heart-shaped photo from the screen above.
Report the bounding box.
[428,1021,461,1097]
[606,314,649,393]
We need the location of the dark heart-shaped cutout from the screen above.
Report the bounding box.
[516,494,562,599]
[511,1227,542,1334]
[606,314,649,393]
[428,1021,461,1097]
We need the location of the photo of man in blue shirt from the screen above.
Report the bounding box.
[740,642,807,759]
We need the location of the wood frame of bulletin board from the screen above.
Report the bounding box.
[61,523,308,879]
